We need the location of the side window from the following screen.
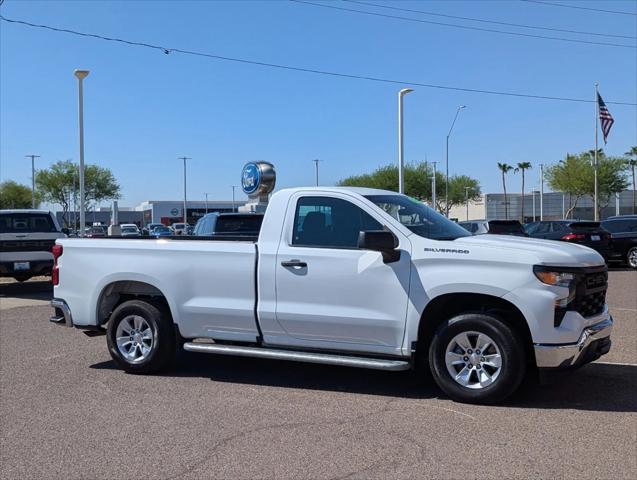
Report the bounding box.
[292,196,382,248]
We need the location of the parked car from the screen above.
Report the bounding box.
[50,187,613,404]
[193,212,264,238]
[150,226,173,237]
[525,220,611,260]
[172,223,189,235]
[601,215,637,269]
[459,220,529,237]
[84,226,106,238]
[142,223,164,235]
[0,209,65,282]
[120,225,141,237]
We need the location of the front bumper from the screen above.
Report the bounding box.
[534,317,613,368]
[0,260,53,277]
[50,298,73,327]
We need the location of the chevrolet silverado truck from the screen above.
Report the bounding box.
[50,187,613,404]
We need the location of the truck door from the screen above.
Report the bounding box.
[272,193,412,356]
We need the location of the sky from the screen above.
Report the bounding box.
[1,0,636,208]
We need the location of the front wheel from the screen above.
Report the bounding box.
[106,299,176,374]
[428,313,526,404]
[627,247,637,269]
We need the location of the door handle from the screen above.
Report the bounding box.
[281,259,307,268]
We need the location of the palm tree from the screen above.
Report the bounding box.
[497,162,514,219]
[515,162,532,223]
[626,146,637,215]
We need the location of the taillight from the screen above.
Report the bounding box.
[52,244,63,285]
[561,233,585,241]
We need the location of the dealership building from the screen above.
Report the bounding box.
[56,199,247,228]
[448,189,635,222]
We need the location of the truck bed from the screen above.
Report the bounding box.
[55,237,260,342]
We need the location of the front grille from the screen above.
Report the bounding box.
[571,290,606,318]
[0,240,56,253]
[554,267,607,326]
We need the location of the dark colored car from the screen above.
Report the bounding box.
[193,212,264,238]
[84,226,106,238]
[151,226,173,237]
[601,215,637,269]
[526,220,611,259]
[459,220,529,237]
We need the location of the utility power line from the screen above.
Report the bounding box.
[0,14,635,106]
[520,0,637,16]
[290,0,636,48]
[344,0,635,40]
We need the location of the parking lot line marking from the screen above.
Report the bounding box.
[595,361,637,367]
[609,307,637,313]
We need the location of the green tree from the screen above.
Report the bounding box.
[35,160,120,227]
[497,163,514,219]
[337,162,481,212]
[0,180,41,209]
[545,150,629,218]
[515,162,532,222]
[626,146,637,214]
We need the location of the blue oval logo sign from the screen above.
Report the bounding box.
[241,162,261,195]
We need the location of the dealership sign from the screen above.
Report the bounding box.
[170,208,180,217]
[241,161,276,198]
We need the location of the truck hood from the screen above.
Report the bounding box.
[452,234,604,267]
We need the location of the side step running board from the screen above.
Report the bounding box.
[183,342,410,371]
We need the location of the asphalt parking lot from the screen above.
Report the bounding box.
[1,272,636,479]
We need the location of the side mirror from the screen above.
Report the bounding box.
[358,230,400,263]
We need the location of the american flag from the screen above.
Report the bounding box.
[597,92,614,144]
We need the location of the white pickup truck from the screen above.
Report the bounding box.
[50,187,613,403]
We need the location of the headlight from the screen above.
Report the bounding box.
[533,269,575,288]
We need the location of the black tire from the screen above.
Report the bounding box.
[428,313,526,405]
[13,274,32,282]
[627,247,637,269]
[106,299,176,374]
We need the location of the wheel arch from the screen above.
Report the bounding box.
[416,292,535,365]
[96,280,173,326]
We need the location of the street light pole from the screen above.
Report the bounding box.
[312,159,321,186]
[445,105,466,216]
[178,156,191,223]
[231,186,238,212]
[74,69,89,236]
[539,163,544,220]
[465,186,471,221]
[204,193,209,214]
[398,88,413,194]
[25,154,40,208]
[431,161,438,211]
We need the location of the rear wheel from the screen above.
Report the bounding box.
[627,247,637,269]
[428,313,526,404]
[106,299,175,374]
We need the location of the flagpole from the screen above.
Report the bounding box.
[594,83,599,222]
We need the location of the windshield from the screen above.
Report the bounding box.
[365,195,471,240]
[154,227,170,233]
[0,213,57,233]
[216,215,263,234]
[122,227,137,233]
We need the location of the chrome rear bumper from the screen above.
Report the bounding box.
[50,298,73,327]
[534,317,613,368]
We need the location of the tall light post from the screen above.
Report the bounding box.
[25,154,40,208]
[539,163,545,220]
[397,88,413,194]
[431,161,438,211]
[231,186,238,212]
[204,192,209,214]
[312,159,322,186]
[178,156,191,223]
[74,69,89,236]
[464,186,471,221]
[445,105,466,216]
